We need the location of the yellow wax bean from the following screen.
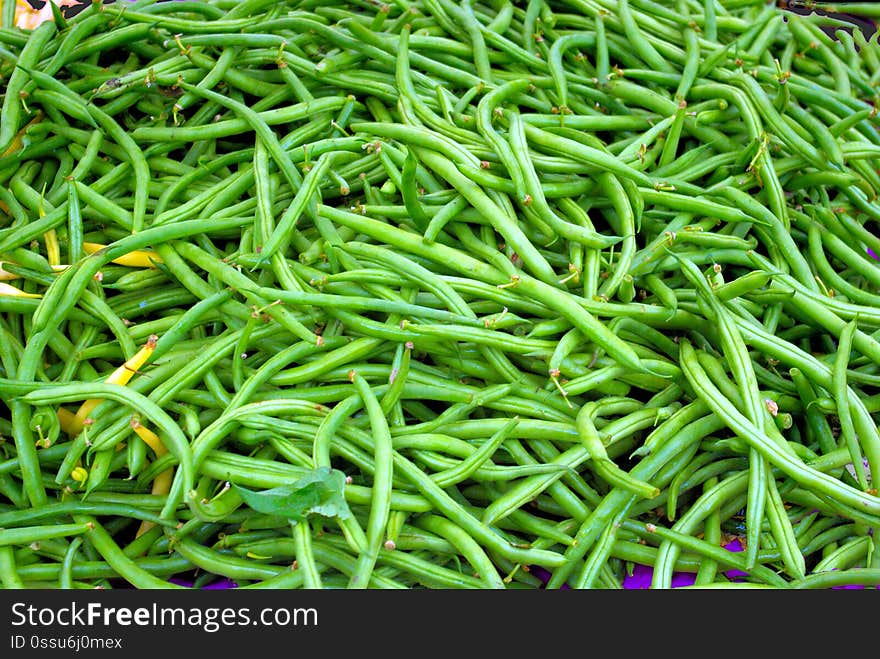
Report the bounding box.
[71,335,158,432]
[130,418,172,537]
[43,229,61,267]
[82,243,162,268]
[0,282,41,298]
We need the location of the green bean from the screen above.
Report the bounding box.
[794,568,880,588]
[765,472,806,580]
[0,546,23,589]
[412,146,557,285]
[257,151,336,262]
[393,448,566,567]
[58,537,83,590]
[575,402,659,500]
[545,406,720,588]
[596,173,636,300]
[0,522,91,547]
[432,418,520,487]
[615,0,675,73]
[292,520,322,589]
[646,520,789,588]
[811,535,873,574]
[681,255,776,568]
[521,121,652,186]
[0,21,56,154]
[0,500,172,529]
[348,372,393,588]
[679,339,880,522]
[1,0,879,591]
[790,367,837,456]
[415,514,504,588]
[833,319,869,490]
[69,515,184,589]
[318,205,649,374]
[510,112,622,250]
[20,383,193,520]
[482,405,675,528]
[173,535,294,583]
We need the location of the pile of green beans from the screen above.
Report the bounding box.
[2,0,880,590]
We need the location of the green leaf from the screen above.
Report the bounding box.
[231,467,352,523]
